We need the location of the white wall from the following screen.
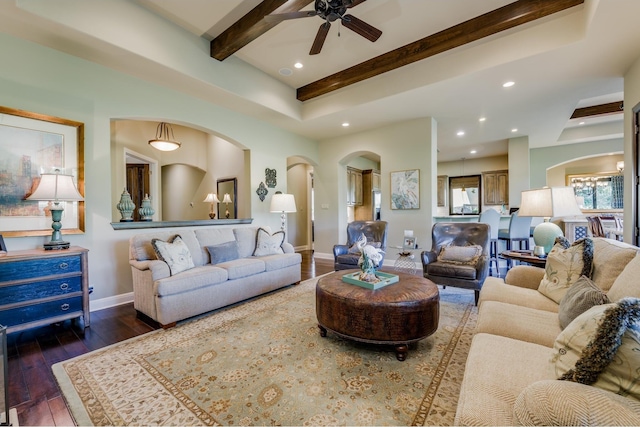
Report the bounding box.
[547,155,624,186]
[0,33,317,308]
[314,117,437,257]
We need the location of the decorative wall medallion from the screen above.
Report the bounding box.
[256,182,268,201]
[265,168,277,188]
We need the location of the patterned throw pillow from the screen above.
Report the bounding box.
[436,244,483,265]
[552,298,640,401]
[253,227,285,256]
[558,275,610,329]
[151,235,195,276]
[538,237,593,304]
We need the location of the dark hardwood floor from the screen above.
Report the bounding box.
[8,250,334,426]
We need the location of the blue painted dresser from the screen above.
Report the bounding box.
[0,246,89,334]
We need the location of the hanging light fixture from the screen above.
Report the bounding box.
[148,122,181,151]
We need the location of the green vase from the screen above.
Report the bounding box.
[138,194,154,221]
[117,188,135,222]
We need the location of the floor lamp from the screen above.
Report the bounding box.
[519,186,582,255]
[270,193,296,231]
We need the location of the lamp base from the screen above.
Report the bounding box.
[533,221,564,254]
[208,213,216,219]
[44,240,70,250]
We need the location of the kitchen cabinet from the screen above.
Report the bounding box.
[437,175,447,207]
[347,167,363,206]
[482,170,509,206]
[356,169,381,220]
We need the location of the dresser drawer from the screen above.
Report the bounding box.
[0,255,82,282]
[0,296,82,327]
[0,276,82,306]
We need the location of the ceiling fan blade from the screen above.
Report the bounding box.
[341,14,382,42]
[264,10,318,23]
[310,22,331,55]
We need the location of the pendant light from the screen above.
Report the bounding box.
[149,122,181,151]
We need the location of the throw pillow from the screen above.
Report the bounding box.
[206,241,239,264]
[151,235,195,276]
[253,227,285,256]
[558,275,610,329]
[538,237,593,304]
[592,238,638,292]
[608,253,640,302]
[437,244,483,265]
[552,298,640,400]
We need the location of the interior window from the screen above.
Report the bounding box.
[568,173,624,210]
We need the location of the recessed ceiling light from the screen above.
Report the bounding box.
[342,122,350,127]
[279,68,293,76]
[294,62,303,69]
[470,150,477,154]
[478,117,486,122]
[457,131,465,136]
[579,121,585,125]
[511,128,518,133]
[503,81,515,88]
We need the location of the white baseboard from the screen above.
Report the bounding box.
[90,291,134,312]
[294,244,310,252]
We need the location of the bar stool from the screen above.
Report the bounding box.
[479,208,500,277]
[498,212,532,269]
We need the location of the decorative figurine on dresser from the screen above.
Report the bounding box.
[0,247,90,334]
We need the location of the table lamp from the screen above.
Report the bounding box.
[27,169,84,250]
[270,192,296,231]
[222,193,233,218]
[518,186,582,255]
[203,193,220,219]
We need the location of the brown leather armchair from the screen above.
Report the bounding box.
[421,222,490,305]
[333,221,388,271]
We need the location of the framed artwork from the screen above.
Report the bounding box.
[0,235,5,252]
[403,236,416,250]
[390,169,420,209]
[0,106,85,237]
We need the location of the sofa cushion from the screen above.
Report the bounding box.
[426,262,477,280]
[336,253,359,266]
[558,275,609,329]
[478,277,559,312]
[436,244,482,265]
[261,252,303,272]
[553,299,640,401]
[253,228,285,256]
[220,258,266,280]
[206,241,240,264]
[592,238,638,292]
[454,333,555,426]
[155,265,228,297]
[608,253,640,302]
[151,235,195,276]
[539,237,593,304]
[476,300,561,347]
[514,380,640,426]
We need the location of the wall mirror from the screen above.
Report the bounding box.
[449,175,481,215]
[217,178,237,219]
[567,172,624,211]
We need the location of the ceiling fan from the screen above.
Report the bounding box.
[265,0,382,55]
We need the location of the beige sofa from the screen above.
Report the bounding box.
[129,226,301,327]
[455,237,640,426]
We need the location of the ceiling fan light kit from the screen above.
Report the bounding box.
[266,0,382,55]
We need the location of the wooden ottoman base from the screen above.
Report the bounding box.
[316,270,440,361]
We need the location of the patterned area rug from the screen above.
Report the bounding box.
[53,277,477,426]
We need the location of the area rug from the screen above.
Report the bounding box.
[53,277,477,426]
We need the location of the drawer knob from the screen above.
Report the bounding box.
[60,283,69,290]
[61,303,70,311]
[59,262,69,270]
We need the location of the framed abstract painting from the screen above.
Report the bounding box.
[390,169,420,209]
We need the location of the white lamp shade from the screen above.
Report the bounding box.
[518,187,582,218]
[27,173,83,202]
[222,193,232,204]
[203,193,220,203]
[270,193,296,213]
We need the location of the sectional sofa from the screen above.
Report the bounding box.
[129,226,301,327]
[455,237,640,425]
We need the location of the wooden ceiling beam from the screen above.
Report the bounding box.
[571,101,624,119]
[297,0,584,101]
[210,0,313,61]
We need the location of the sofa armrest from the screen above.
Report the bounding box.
[333,244,349,257]
[514,380,640,426]
[282,242,294,253]
[130,259,170,280]
[421,250,437,265]
[504,265,545,290]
